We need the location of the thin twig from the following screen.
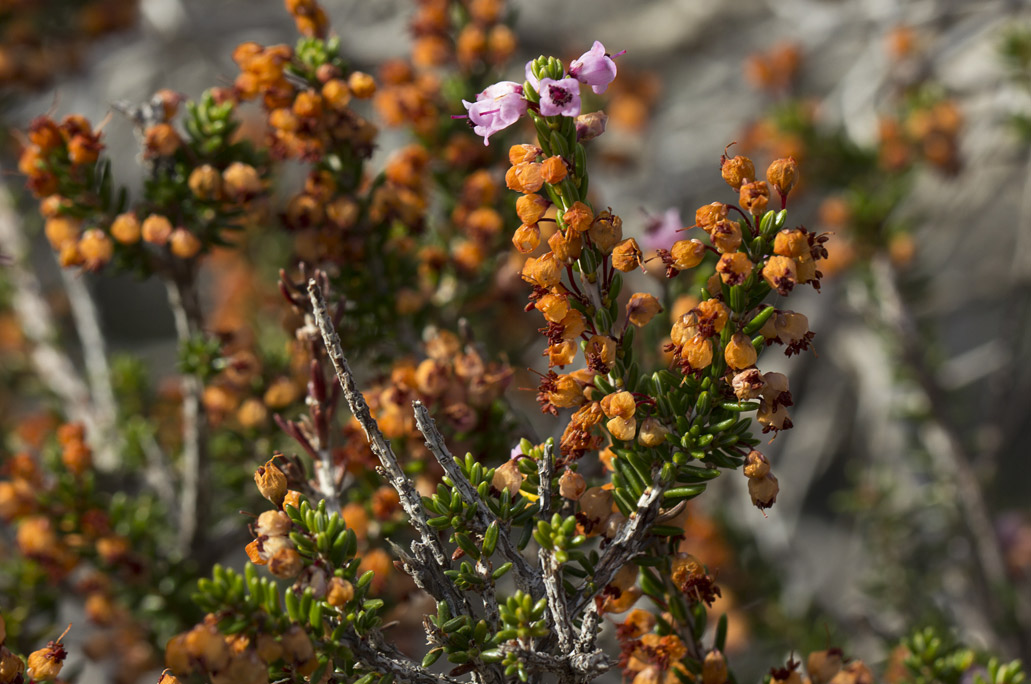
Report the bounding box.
[307,279,449,570]
[166,266,208,556]
[59,268,120,469]
[412,400,542,598]
[337,629,466,684]
[0,182,97,434]
[572,481,668,643]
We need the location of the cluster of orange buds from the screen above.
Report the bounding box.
[369,144,432,236]
[0,423,136,580]
[0,0,136,90]
[19,113,102,198]
[166,614,318,681]
[572,485,628,541]
[232,22,377,163]
[878,98,962,175]
[619,621,691,684]
[246,480,305,580]
[744,42,802,93]
[448,169,506,273]
[362,329,513,442]
[407,0,515,72]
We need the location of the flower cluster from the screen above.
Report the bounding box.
[461,41,622,144]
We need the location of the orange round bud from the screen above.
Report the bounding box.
[558,470,586,500]
[739,180,770,215]
[144,123,181,157]
[188,164,222,200]
[724,332,758,370]
[695,202,728,231]
[588,210,622,254]
[516,194,549,225]
[347,71,376,98]
[766,157,799,197]
[222,162,263,201]
[721,154,756,190]
[110,212,141,244]
[612,238,642,272]
[671,239,706,270]
[548,228,583,263]
[540,155,568,184]
[170,228,202,259]
[44,216,81,250]
[762,255,797,295]
[142,214,173,246]
[716,252,754,286]
[626,292,662,328]
[512,223,541,254]
[78,229,113,270]
[254,458,288,506]
[562,201,594,233]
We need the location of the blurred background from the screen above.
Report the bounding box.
[3,0,1031,682]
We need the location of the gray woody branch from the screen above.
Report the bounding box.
[412,400,543,598]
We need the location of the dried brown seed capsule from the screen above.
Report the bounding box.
[637,417,668,447]
[254,458,288,506]
[766,157,799,198]
[695,202,728,231]
[743,450,770,479]
[558,470,586,500]
[588,210,623,253]
[807,649,844,684]
[549,228,583,263]
[739,180,770,215]
[563,201,594,233]
[492,460,523,496]
[27,625,71,682]
[702,649,729,684]
[626,293,662,327]
[763,255,797,295]
[721,153,756,190]
[612,238,642,272]
[748,472,779,510]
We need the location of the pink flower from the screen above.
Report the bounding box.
[461,81,527,145]
[569,41,621,94]
[538,77,581,117]
[641,207,683,251]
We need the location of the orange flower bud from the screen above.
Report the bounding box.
[748,472,779,510]
[743,450,770,479]
[144,123,181,157]
[293,90,323,119]
[695,202,727,231]
[606,415,636,441]
[268,546,303,578]
[516,194,550,225]
[78,229,113,270]
[348,71,376,98]
[188,164,222,200]
[142,214,173,246]
[521,252,562,288]
[44,216,81,250]
[110,212,141,244]
[721,154,756,190]
[716,252,753,286]
[588,210,622,253]
[612,238,642,272]
[724,332,757,370]
[807,649,843,684]
[626,292,662,327]
[326,577,354,607]
[254,458,288,506]
[762,255,797,295]
[505,162,544,193]
[695,299,729,335]
[540,155,567,184]
[546,340,577,367]
[558,470,586,500]
[637,417,668,447]
[773,229,808,258]
[0,647,23,682]
[702,650,729,684]
[671,239,706,270]
[509,144,540,166]
[550,374,584,408]
[170,228,202,259]
[27,626,70,682]
[766,157,799,198]
[222,162,263,201]
[599,391,634,420]
[710,219,742,254]
[535,293,569,323]
[739,180,770,215]
[549,228,583,263]
[681,334,713,371]
[563,201,594,233]
[492,460,523,497]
